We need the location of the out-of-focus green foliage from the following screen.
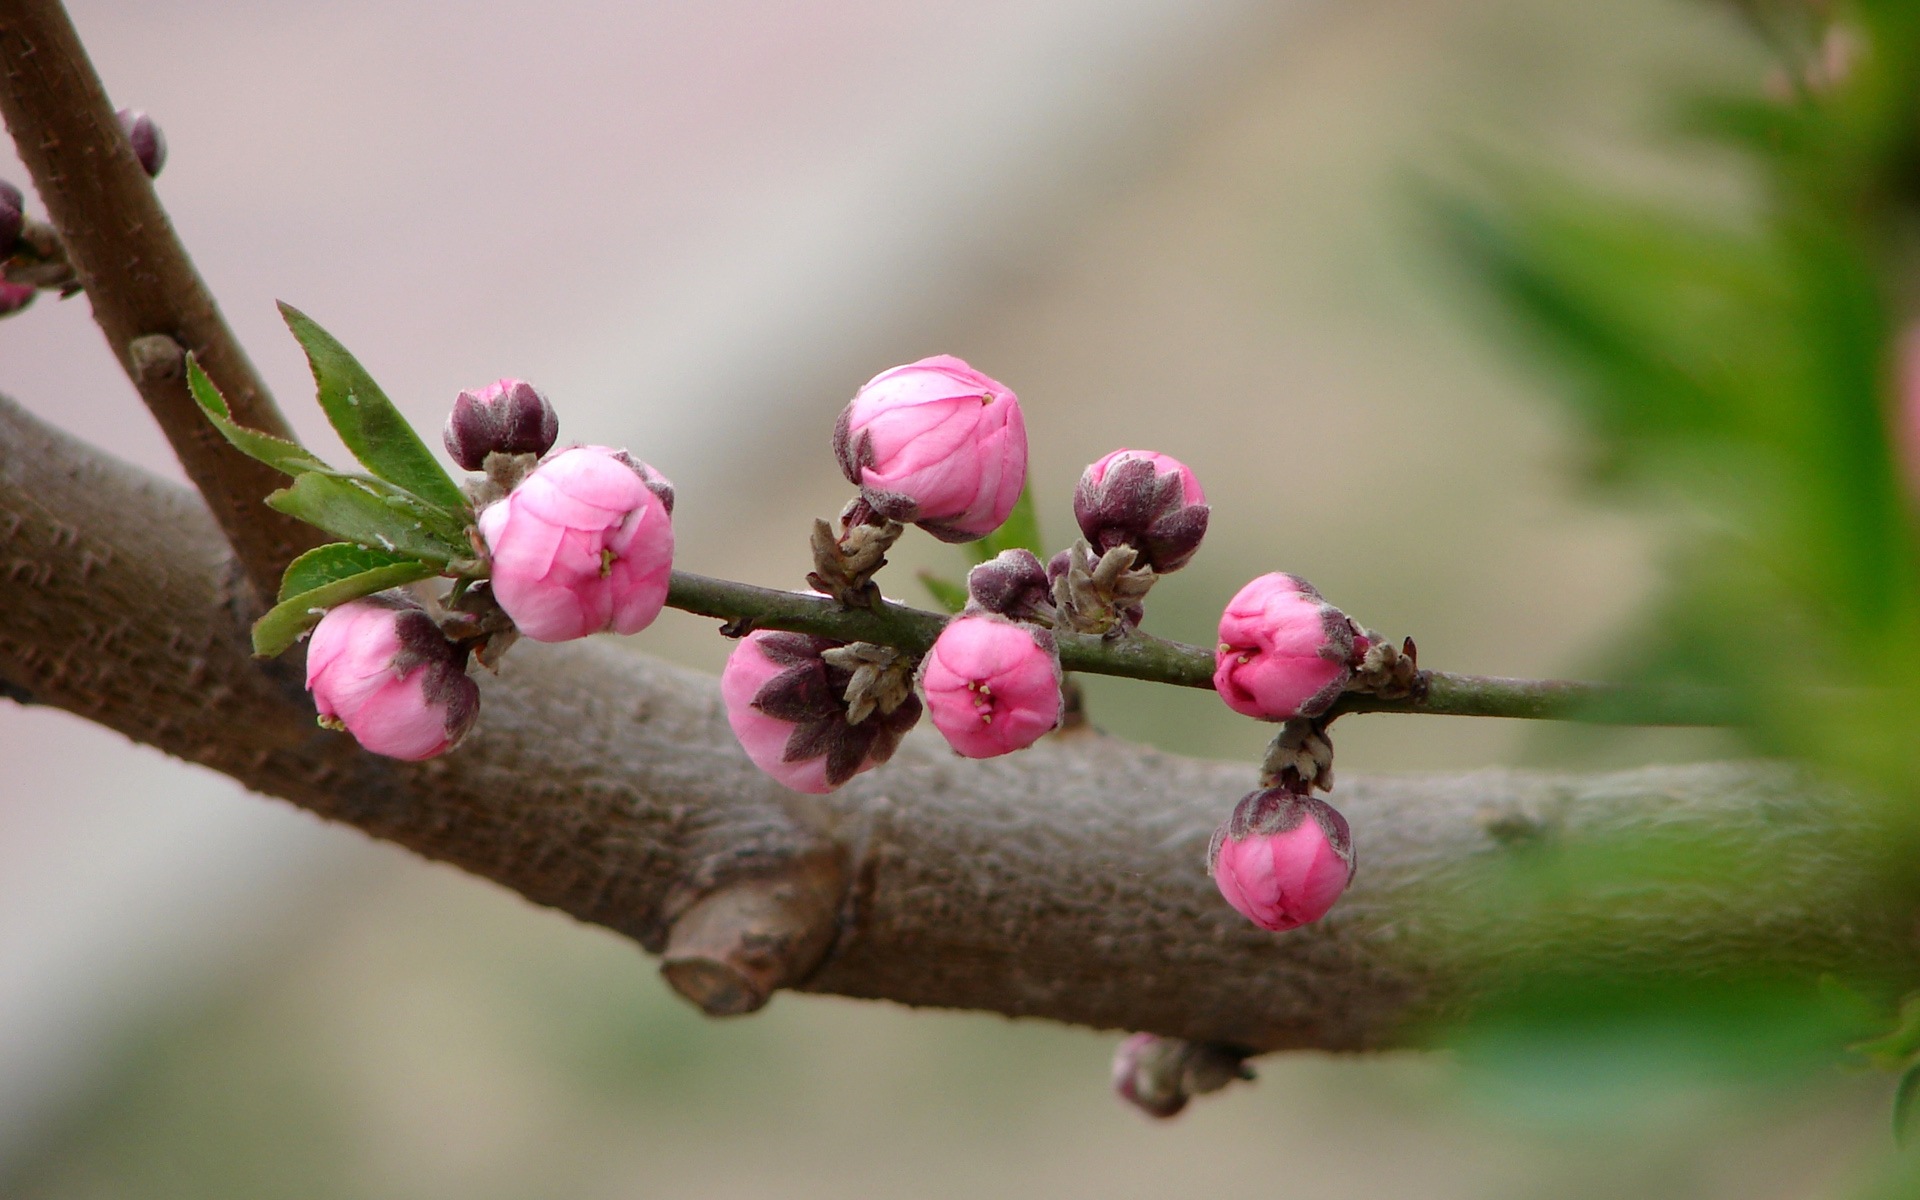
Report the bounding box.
[1435,0,1920,1154]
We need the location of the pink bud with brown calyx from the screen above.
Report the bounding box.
[720,630,921,793]
[1207,787,1355,932]
[1213,572,1363,721]
[305,594,479,761]
[477,445,674,642]
[920,614,1061,758]
[443,378,561,471]
[1073,448,1210,574]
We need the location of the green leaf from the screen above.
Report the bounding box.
[187,355,333,476]
[1897,1063,1920,1148]
[917,569,968,614]
[278,302,470,513]
[1854,994,1920,1070]
[278,541,432,604]
[250,561,442,658]
[266,472,470,563]
[966,482,1042,565]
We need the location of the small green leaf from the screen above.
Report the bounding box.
[278,302,470,513]
[966,482,1043,565]
[917,570,968,614]
[266,472,469,563]
[187,355,333,476]
[1897,1063,1920,1148]
[250,561,442,658]
[278,542,431,604]
[1854,994,1920,1070]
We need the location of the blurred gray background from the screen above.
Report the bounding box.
[0,1,1880,1196]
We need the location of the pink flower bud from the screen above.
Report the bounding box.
[443,378,560,470]
[115,109,166,178]
[833,355,1027,542]
[1207,787,1355,931]
[305,594,479,760]
[721,631,921,793]
[0,281,33,318]
[1073,448,1210,573]
[1213,573,1360,721]
[477,445,674,642]
[0,180,22,258]
[920,615,1061,758]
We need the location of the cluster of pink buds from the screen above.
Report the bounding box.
[301,376,675,759]
[306,595,479,761]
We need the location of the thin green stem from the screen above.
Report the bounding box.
[664,570,1732,726]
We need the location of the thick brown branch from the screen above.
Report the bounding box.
[0,0,319,599]
[3,392,1913,1050]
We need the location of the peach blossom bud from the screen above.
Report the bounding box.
[115,109,166,177]
[305,594,479,760]
[1213,573,1360,721]
[1073,448,1210,574]
[0,180,21,258]
[720,630,921,793]
[1207,787,1355,931]
[920,615,1061,758]
[833,355,1027,542]
[0,281,33,318]
[443,378,560,470]
[477,445,674,642]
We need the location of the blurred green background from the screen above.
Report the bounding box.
[3,0,1909,1196]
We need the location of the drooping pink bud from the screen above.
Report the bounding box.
[832,355,1027,542]
[1207,787,1355,931]
[477,445,674,642]
[443,378,561,470]
[0,180,22,258]
[305,594,479,760]
[1073,448,1210,573]
[0,281,34,318]
[115,109,167,178]
[920,615,1061,758]
[720,630,922,793]
[1213,573,1360,721]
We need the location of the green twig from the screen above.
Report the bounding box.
[665,571,1731,726]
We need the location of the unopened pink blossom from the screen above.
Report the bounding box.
[921,615,1061,758]
[1208,788,1354,931]
[833,355,1027,542]
[1213,573,1359,721]
[1074,448,1210,574]
[721,630,919,793]
[443,377,559,470]
[478,445,674,642]
[305,595,478,761]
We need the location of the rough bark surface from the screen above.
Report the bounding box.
[4,393,1914,1050]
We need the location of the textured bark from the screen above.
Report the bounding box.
[4,392,1915,1050]
[0,0,320,600]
